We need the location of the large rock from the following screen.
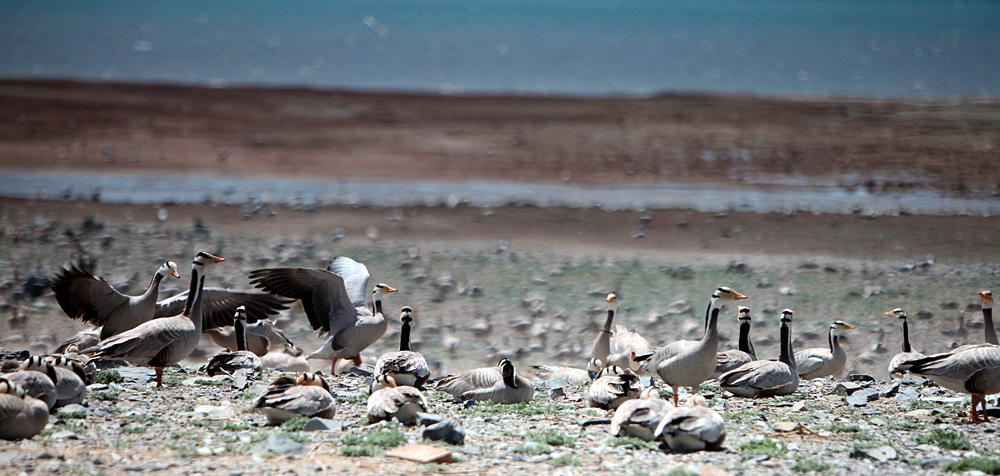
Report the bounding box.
[846,388,879,407]
[850,445,897,462]
[422,418,465,446]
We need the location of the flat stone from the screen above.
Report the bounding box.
[59,403,88,415]
[386,444,452,464]
[86,384,109,392]
[534,377,570,389]
[790,401,806,412]
[422,418,465,446]
[0,451,27,464]
[193,405,237,418]
[895,387,920,402]
[772,421,801,432]
[850,445,897,462]
[921,457,960,469]
[250,434,307,456]
[846,388,879,406]
[302,418,343,432]
[549,387,565,399]
[115,367,155,384]
[880,381,901,398]
[832,382,865,396]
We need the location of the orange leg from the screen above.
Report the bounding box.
[971,395,984,423]
[330,357,339,376]
[155,368,163,388]
[981,394,991,423]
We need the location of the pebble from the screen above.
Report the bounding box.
[193,404,238,418]
[251,434,307,456]
[534,377,571,389]
[302,418,343,432]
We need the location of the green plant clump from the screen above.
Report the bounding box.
[94,370,124,384]
[281,415,310,431]
[943,457,1000,475]
[120,425,147,434]
[529,430,575,447]
[512,443,552,455]
[793,457,832,473]
[91,391,119,401]
[340,422,407,457]
[739,438,787,458]
[823,423,862,433]
[550,454,581,467]
[917,429,973,451]
[56,410,88,419]
[606,437,657,449]
[341,445,381,457]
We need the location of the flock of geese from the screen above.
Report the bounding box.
[1,252,998,447]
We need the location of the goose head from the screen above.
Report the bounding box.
[297,372,331,392]
[737,306,751,322]
[21,355,57,383]
[686,394,709,408]
[497,358,520,389]
[372,283,398,299]
[234,305,247,322]
[0,378,26,397]
[780,309,795,324]
[607,293,618,312]
[65,344,80,355]
[831,321,855,332]
[587,358,604,380]
[193,252,225,268]
[372,373,397,392]
[639,387,661,400]
[884,308,906,320]
[400,306,414,324]
[981,290,993,309]
[713,286,748,303]
[159,261,181,279]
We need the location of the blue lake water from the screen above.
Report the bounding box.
[1,0,998,99]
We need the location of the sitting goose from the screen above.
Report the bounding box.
[254,373,336,425]
[531,358,603,385]
[588,365,644,410]
[87,251,225,387]
[636,287,748,406]
[2,356,58,409]
[654,395,726,451]
[607,325,652,372]
[719,309,799,397]
[206,306,263,376]
[886,309,924,378]
[43,356,87,407]
[435,358,534,404]
[590,293,618,367]
[0,378,49,440]
[795,321,855,379]
[373,307,430,388]
[260,347,311,372]
[367,374,429,425]
[50,261,180,339]
[711,306,756,378]
[610,387,673,442]
[249,256,397,375]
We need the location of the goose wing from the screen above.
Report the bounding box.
[91,317,194,362]
[155,288,291,330]
[719,360,794,391]
[257,385,333,416]
[902,345,1000,381]
[793,348,830,376]
[326,256,371,309]
[50,263,131,326]
[249,268,356,335]
[435,367,501,395]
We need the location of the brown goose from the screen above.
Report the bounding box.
[886,309,924,378]
[367,374,429,425]
[587,365,643,410]
[50,261,180,339]
[637,287,748,406]
[610,387,673,441]
[249,256,397,374]
[205,306,263,376]
[719,309,799,398]
[254,373,336,425]
[711,306,756,378]
[88,252,225,387]
[795,321,855,379]
[373,307,430,388]
[435,358,534,404]
[590,293,617,365]
[0,378,49,440]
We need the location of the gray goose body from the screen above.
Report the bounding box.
[3,357,58,409]
[610,388,673,441]
[0,379,49,440]
[373,307,430,388]
[44,357,87,407]
[587,365,644,410]
[254,373,335,425]
[531,358,602,385]
[885,309,924,378]
[711,306,756,379]
[654,395,726,451]
[896,344,1000,423]
[206,306,263,376]
[719,309,799,398]
[435,358,534,404]
[795,321,854,379]
[589,293,617,366]
[367,375,429,425]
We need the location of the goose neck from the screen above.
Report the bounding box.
[827,326,836,352]
[235,318,248,352]
[984,307,998,345]
[779,321,794,367]
[738,321,753,355]
[182,267,201,317]
[901,317,912,353]
[145,272,166,297]
[602,309,615,333]
[399,319,412,352]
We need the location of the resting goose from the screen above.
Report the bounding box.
[50,261,180,339]
[610,387,673,441]
[43,356,87,407]
[2,356,58,409]
[637,286,748,406]
[795,321,855,379]
[0,378,49,440]
[531,358,603,385]
[587,365,643,410]
[654,395,726,451]
[719,309,799,398]
[886,309,924,378]
[373,307,430,388]
[249,256,397,375]
[435,358,534,404]
[590,293,617,365]
[260,348,311,372]
[711,306,756,379]
[206,306,263,376]
[896,344,1000,423]
[367,374,429,425]
[254,373,336,425]
[607,325,652,372]
[88,251,225,387]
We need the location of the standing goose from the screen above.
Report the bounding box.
[206,306,263,376]
[435,358,534,404]
[531,358,603,385]
[795,321,855,379]
[88,252,225,387]
[254,373,336,425]
[637,286,748,406]
[373,307,430,388]
[50,261,180,339]
[711,306,756,378]
[587,365,644,410]
[0,378,49,440]
[719,309,799,398]
[610,387,673,442]
[204,315,300,357]
[43,356,87,407]
[590,293,617,366]
[886,309,924,378]
[248,256,397,375]
[896,344,1000,423]
[607,325,652,372]
[2,356,58,409]
[367,374,429,425]
[654,395,726,451]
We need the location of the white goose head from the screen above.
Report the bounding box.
[737,306,751,322]
[399,306,414,324]
[981,290,993,309]
[606,293,618,312]
[159,261,181,279]
[372,283,398,300]
[884,308,906,320]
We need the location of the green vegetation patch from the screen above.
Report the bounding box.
[194,378,229,386]
[606,436,658,449]
[917,429,973,451]
[91,391,119,401]
[56,410,88,419]
[739,438,787,458]
[528,429,575,447]
[512,443,552,455]
[340,422,407,457]
[94,370,123,384]
[944,457,1000,475]
[550,454,581,467]
[280,415,310,431]
[793,458,832,473]
[822,423,862,433]
[119,425,147,434]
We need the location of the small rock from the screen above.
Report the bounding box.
[50,431,82,440]
[196,448,213,456]
[422,418,465,446]
[790,401,806,412]
[880,381,901,398]
[116,367,155,384]
[59,404,88,416]
[193,405,237,419]
[773,421,801,432]
[386,444,452,464]
[92,457,105,465]
[302,418,343,432]
[850,445,897,462]
[550,387,565,399]
[833,382,865,396]
[37,451,55,459]
[895,387,920,402]
[250,434,307,456]
[849,374,875,383]
[846,388,879,407]
[534,377,570,390]
[0,451,27,464]
[415,412,443,427]
[921,457,960,469]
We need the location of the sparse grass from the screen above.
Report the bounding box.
[280,415,310,431]
[459,400,566,417]
[739,438,787,458]
[823,423,862,433]
[341,445,381,457]
[917,429,973,451]
[166,442,198,457]
[607,437,658,449]
[943,457,1000,474]
[512,443,552,455]
[849,433,876,441]
[171,430,196,439]
[550,454,581,467]
[194,378,228,386]
[91,391,119,401]
[236,391,257,400]
[40,422,86,437]
[793,457,832,473]
[775,393,808,402]
[187,420,250,432]
[423,463,449,472]
[725,409,765,422]
[281,432,309,444]
[159,375,183,388]
[886,420,923,431]
[699,383,722,394]
[340,421,406,456]
[56,410,87,419]
[94,370,123,384]
[664,468,699,476]
[528,430,575,447]
[126,415,164,424]
[907,399,937,410]
[336,394,367,405]
[119,425,146,434]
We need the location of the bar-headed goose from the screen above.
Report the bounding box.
[895,344,1000,423]
[373,307,429,388]
[636,287,747,406]
[654,395,726,451]
[590,293,618,365]
[50,261,180,339]
[719,309,799,397]
[795,321,855,379]
[43,356,86,407]
[0,378,49,440]
[260,347,311,372]
[886,309,924,378]
[87,251,225,387]
[531,358,603,385]
[2,356,58,409]
[206,306,263,376]
[980,290,996,345]
[435,358,534,404]
[607,325,652,372]
[367,374,429,425]
[204,314,300,357]
[255,373,336,425]
[711,306,756,378]
[610,387,673,442]
[249,256,397,374]
[588,365,644,410]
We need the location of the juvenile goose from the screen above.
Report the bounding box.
[254,373,336,425]
[249,256,397,374]
[610,387,673,442]
[531,358,603,385]
[795,321,855,379]
[637,287,748,406]
[711,306,756,378]
[607,325,652,372]
[588,365,643,410]
[2,356,58,409]
[43,356,87,407]
[719,309,799,398]
[886,309,924,378]
[590,293,618,365]
[435,358,534,404]
[654,395,726,451]
[51,261,180,339]
[367,374,429,425]
[373,307,430,388]
[206,306,263,376]
[88,251,225,387]
[0,378,49,440]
